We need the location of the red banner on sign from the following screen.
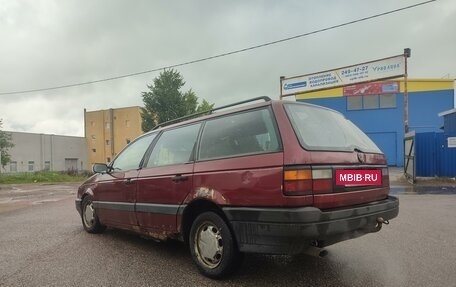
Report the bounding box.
[343,81,399,96]
[336,170,382,186]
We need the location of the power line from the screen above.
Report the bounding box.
[0,0,437,96]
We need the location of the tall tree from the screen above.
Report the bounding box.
[141,69,214,132]
[0,120,14,168]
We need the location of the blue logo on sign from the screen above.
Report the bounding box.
[382,83,399,93]
[284,81,307,90]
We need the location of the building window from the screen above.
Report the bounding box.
[125,120,130,127]
[91,135,96,139]
[363,95,379,109]
[92,148,96,153]
[380,94,397,108]
[347,96,363,110]
[106,122,110,129]
[126,139,131,144]
[44,161,51,171]
[107,157,111,163]
[347,94,396,111]
[10,161,17,172]
[106,140,110,145]
[90,121,95,127]
[28,161,34,171]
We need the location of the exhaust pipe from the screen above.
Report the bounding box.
[375,217,390,231]
[303,246,328,258]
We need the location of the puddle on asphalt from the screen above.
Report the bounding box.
[0,198,13,204]
[32,199,60,205]
[391,185,456,195]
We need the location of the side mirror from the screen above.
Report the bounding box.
[92,163,110,174]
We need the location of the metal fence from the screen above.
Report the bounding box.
[415,132,456,177]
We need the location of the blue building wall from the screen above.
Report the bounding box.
[409,90,453,133]
[443,112,456,133]
[298,89,453,166]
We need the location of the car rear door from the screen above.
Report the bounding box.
[193,107,284,207]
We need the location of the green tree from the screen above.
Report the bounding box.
[196,99,214,113]
[0,120,14,168]
[141,69,214,132]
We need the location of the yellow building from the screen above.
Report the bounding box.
[84,106,143,167]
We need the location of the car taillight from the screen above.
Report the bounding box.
[312,169,333,194]
[283,169,312,196]
[382,167,390,187]
[283,167,333,196]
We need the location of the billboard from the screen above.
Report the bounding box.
[281,55,405,97]
[343,81,399,96]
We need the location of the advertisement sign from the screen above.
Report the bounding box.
[343,81,399,96]
[281,55,405,96]
[448,137,456,148]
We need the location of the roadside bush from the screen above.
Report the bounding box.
[0,171,90,184]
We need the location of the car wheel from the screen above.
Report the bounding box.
[189,211,243,279]
[81,196,106,233]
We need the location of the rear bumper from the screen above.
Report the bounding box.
[222,196,399,254]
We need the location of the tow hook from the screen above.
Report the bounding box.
[375,217,390,231]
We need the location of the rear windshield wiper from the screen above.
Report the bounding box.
[353,147,365,153]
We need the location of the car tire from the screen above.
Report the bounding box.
[189,211,243,279]
[81,196,106,233]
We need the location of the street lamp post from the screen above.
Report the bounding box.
[404,48,411,133]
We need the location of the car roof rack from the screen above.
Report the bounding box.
[152,96,271,130]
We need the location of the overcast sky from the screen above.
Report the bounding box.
[1,0,455,137]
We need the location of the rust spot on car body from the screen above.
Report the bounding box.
[193,187,227,204]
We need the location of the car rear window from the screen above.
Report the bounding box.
[284,103,381,153]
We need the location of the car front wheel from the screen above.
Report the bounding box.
[81,196,106,233]
[189,211,243,279]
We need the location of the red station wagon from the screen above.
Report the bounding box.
[76,97,399,278]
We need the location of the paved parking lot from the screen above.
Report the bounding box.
[0,183,455,286]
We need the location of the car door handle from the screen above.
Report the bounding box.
[172,175,188,183]
[123,178,135,185]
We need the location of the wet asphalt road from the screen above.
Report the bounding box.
[0,184,456,287]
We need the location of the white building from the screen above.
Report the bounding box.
[1,131,87,173]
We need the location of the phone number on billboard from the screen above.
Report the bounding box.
[341,66,368,76]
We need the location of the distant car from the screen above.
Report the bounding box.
[76,97,398,278]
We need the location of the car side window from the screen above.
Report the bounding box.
[145,124,201,167]
[199,108,281,160]
[111,133,156,171]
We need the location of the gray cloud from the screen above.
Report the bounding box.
[1,0,455,136]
